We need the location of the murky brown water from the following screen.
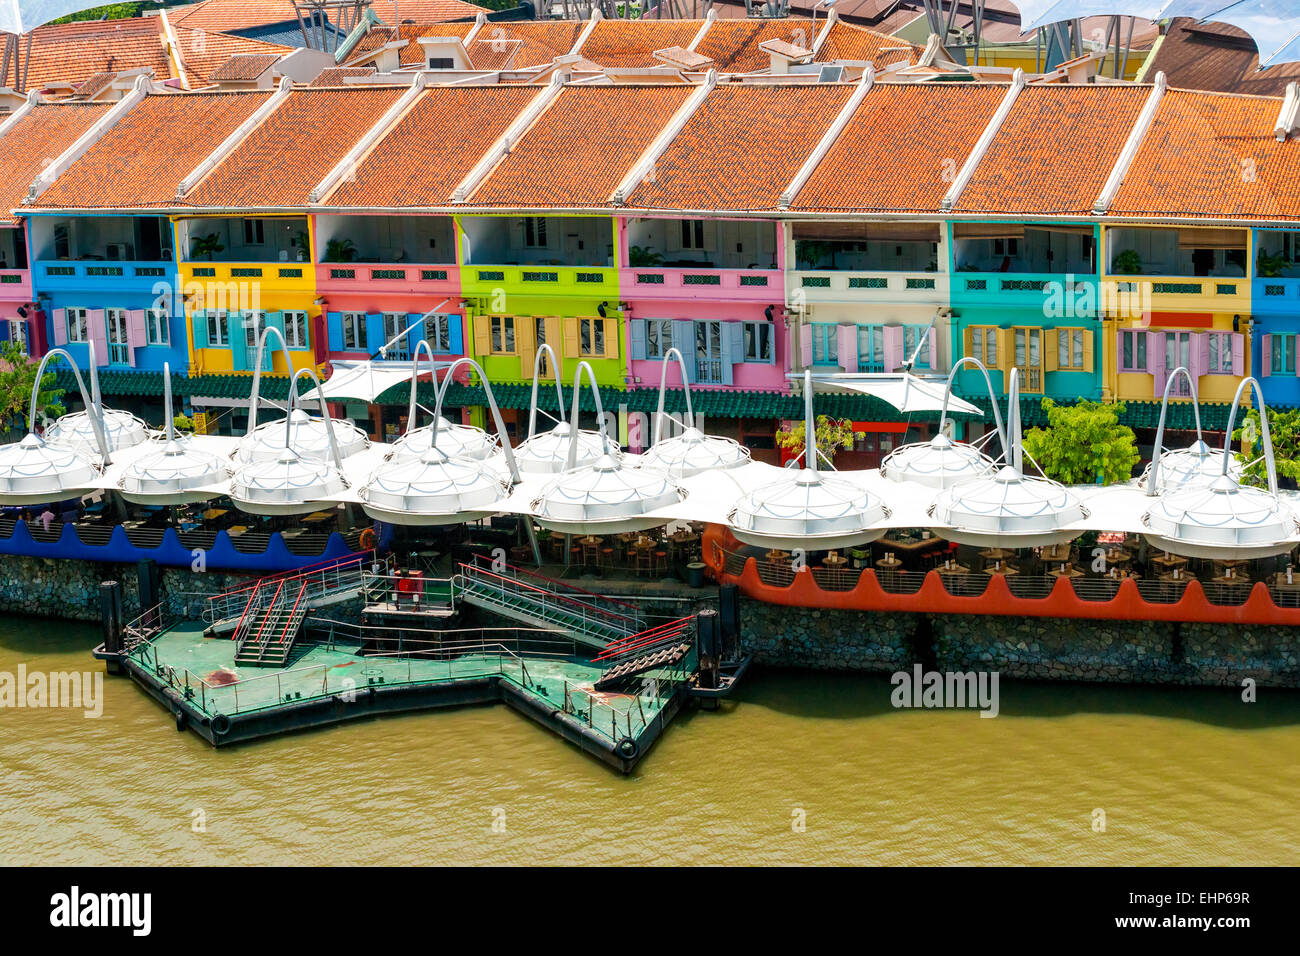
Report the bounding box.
[1,615,1297,865]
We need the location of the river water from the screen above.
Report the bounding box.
[1,615,1297,865]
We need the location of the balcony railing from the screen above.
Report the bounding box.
[624,266,777,297]
[791,270,947,298]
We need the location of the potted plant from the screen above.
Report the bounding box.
[190,233,224,261]
[1256,249,1287,278]
[324,238,356,263]
[291,230,310,262]
[628,245,663,267]
[1112,249,1143,275]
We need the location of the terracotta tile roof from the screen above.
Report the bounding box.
[1142,17,1300,97]
[627,83,854,211]
[174,0,486,33]
[693,17,821,73]
[33,92,273,210]
[310,66,378,87]
[792,83,1007,212]
[69,71,117,99]
[654,46,713,71]
[1110,89,1300,222]
[469,20,584,69]
[0,103,113,223]
[349,21,475,66]
[326,85,539,206]
[578,20,702,69]
[15,17,293,92]
[469,85,694,207]
[954,84,1150,215]
[814,19,921,65]
[186,87,406,208]
[208,53,281,82]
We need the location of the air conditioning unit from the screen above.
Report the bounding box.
[105,243,130,260]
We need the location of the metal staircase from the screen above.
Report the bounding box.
[205,553,378,635]
[233,579,310,667]
[455,558,643,650]
[593,617,695,690]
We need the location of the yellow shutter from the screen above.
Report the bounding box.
[1082,329,1094,373]
[562,316,579,359]
[472,315,491,356]
[541,317,559,378]
[997,328,1014,371]
[517,315,536,375]
[1044,329,1059,372]
[601,317,616,359]
[963,326,974,359]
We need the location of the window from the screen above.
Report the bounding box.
[146,304,169,346]
[1270,333,1296,374]
[423,313,452,353]
[1055,328,1085,370]
[66,308,89,344]
[382,313,409,359]
[857,325,884,372]
[427,57,454,69]
[522,217,547,248]
[579,317,607,357]
[969,326,997,367]
[903,325,931,369]
[742,321,773,363]
[490,315,515,354]
[243,219,264,245]
[106,308,128,364]
[693,321,723,383]
[341,312,364,351]
[54,224,70,260]
[993,237,1019,258]
[534,317,551,374]
[1119,329,1146,371]
[206,311,229,347]
[1206,332,1232,374]
[646,319,672,359]
[1014,327,1042,391]
[812,324,838,366]
[8,320,27,353]
[680,220,706,249]
[243,312,263,350]
[284,311,308,349]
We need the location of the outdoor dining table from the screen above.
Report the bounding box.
[875,554,902,571]
[1159,570,1191,583]
[1151,551,1189,572]
[1040,543,1072,564]
[936,560,968,575]
[1048,564,1083,579]
[979,548,1015,562]
[822,553,849,570]
[764,549,790,562]
[986,563,1018,576]
[202,508,228,521]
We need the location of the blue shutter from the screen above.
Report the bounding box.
[0,322,10,343]
[264,312,284,369]
[672,320,695,383]
[365,313,384,355]
[406,313,422,355]
[191,311,208,349]
[448,313,464,355]
[229,313,248,370]
[630,319,647,361]
[722,321,744,385]
[327,311,343,353]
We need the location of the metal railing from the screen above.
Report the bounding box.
[204,552,379,626]
[360,571,457,611]
[456,559,643,640]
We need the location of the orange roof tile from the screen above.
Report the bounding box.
[1111,89,1300,222]
[0,103,113,223]
[326,85,539,207]
[469,20,584,69]
[208,53,281,82]
[470,85,694,207]
[955,85,1150,215]
[310,66,378,87]
[186,87,406,208]
[578,20,703,69]
[792,83,1007,213]
[33,92,273,210]
[627,83,854,211]
[174,0,486,33]
[814,19,921,66]
[349,21,475,67]
[693,17,819,73]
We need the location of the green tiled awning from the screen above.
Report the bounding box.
[55,369,318,402]
[966,396,1236,432]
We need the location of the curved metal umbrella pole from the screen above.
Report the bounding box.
[652,346,696,447]
[937,356,1009,462]
[286,366,345,472]
[1221,376,1277,497]
[163,362,175,443]
[1006,366,1022,474]
[245,324,296,436]
[1146,366,1204,496]
[526,343,565,441]
[431,357,522,485]
[565,360,613,472]
[27,346,111,463]
[404,337,441,434]
[803,368,818,474]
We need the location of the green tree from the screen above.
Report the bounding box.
[173,413,195,434]
[0,341,64,435]
[1232,407,1300,489]
[776,415,855,467]
[1021,399,1139,485]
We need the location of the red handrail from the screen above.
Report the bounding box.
[595,616,694,661]
[279,582,309,645]
[207,550,375,606]
[229,580,262,642]
[459,562,639,626]
[252,578,287,645]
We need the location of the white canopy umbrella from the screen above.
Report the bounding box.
[238,408,370,464]
[531,362,685,535]
[729,370,889,550]
[1143,377,1299,558]
[639,348,750,478]
[387,342,498,463]
[882,357,1005,489]
[514,345,608,474]
[45,348,149,456]
[810,372,982,416]
[929,368,1086,547]
[119,365,230,505]
[362,353,523,527]
[300,359,426,404]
